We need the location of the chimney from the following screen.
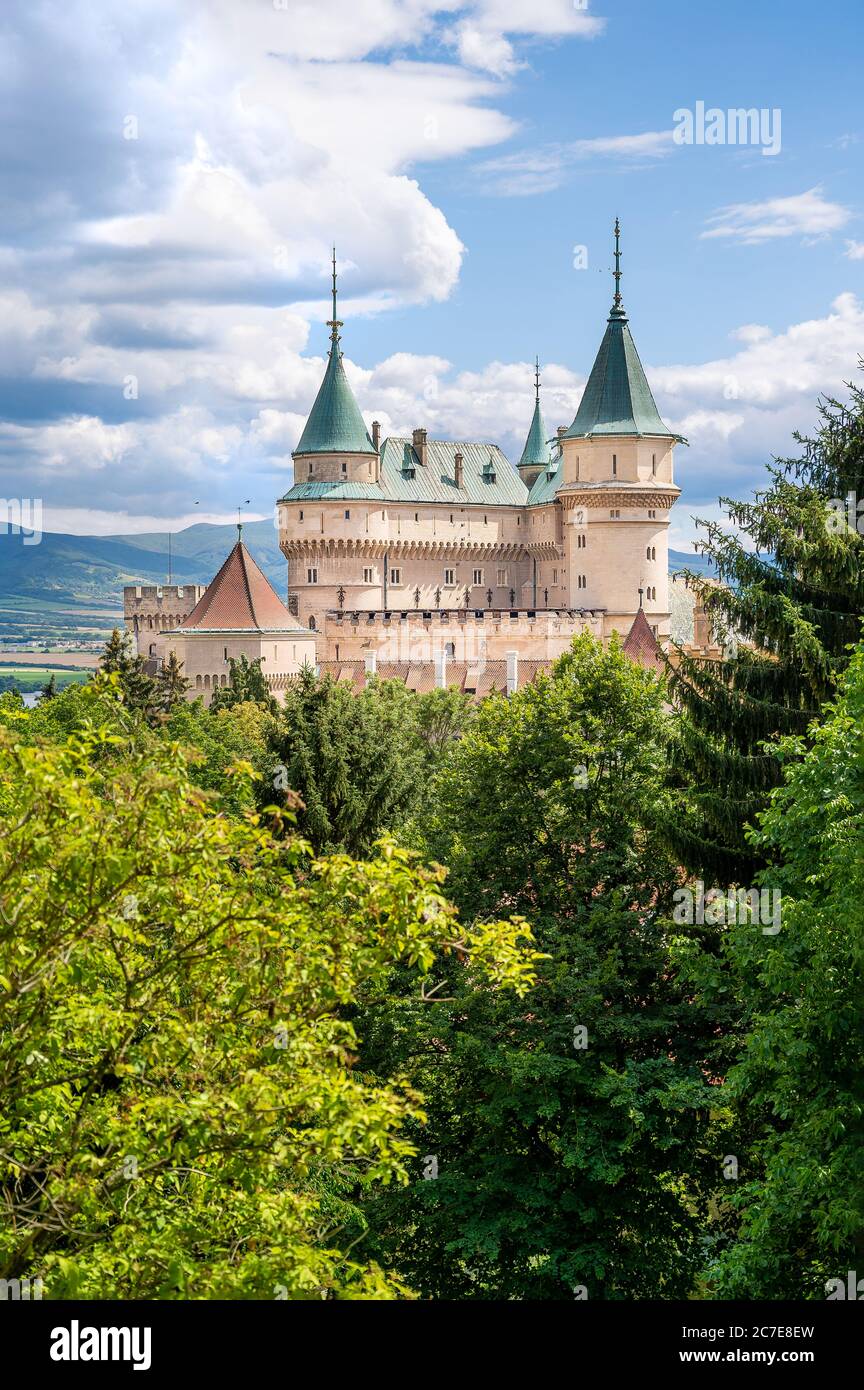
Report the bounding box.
[454,451,464,489]
[506,650,519,696]
[371,420,380,453]
[557,426,567,439]
[412,427,428,468]
[364,650,378,684]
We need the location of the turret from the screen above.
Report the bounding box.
[516,357,551,489]
[557,219,682,643]
[292,249,379,485]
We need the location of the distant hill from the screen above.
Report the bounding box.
[0,520,284,610]
[0,526,711,617]
[668,548,716,578]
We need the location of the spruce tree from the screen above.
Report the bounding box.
[668,381,864,883]
[40,672,57,700]
[99,628,157,716]
[154,650,190,712]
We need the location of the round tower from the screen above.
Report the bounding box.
[557,220,682,643]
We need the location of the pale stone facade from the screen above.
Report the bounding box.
[277,228,681,671]
[124,541,317,706]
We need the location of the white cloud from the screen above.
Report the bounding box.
[478,129,674,195]
[844,239,864,260]
[702,187,851,245]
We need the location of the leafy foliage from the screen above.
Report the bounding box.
[0,722,538,1299]
[669,384,864,880]
[704,641,864,1297]
[361,636,728,1299]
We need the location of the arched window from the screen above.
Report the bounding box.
[196,675,202,688]
[204,674,210,689]
[308,616,316,630]
[445,642,455,657]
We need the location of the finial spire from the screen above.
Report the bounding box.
[534,355,541,403]
[237,498,250,542]
[326,245,343,349]
[611,217,625,318]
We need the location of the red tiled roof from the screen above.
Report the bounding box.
[181,541,301,632]
[622,608,663,669]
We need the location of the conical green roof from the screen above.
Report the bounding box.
[564,310,674,440]
[293,342,376,456]
[518,396,551,470]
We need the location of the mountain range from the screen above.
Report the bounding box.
[0,523,713,614]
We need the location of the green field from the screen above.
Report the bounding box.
[0,666,91,695]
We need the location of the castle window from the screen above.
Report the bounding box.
[309,616,316,630]
[308,463,313,475]
[552,569,559,583]
[307,567,318,584]
[223,647,228,661]
[648,509,656,519]
[450,514,454,524]
[341,462,347,475]
[610,509,620,519]
[390,567,402,586]
[652,625,658,637]
[484,515,487,525]
[473,568,483,585]
[415,512,419,521]
[344,509,350,519]
[496,567,508,586]
[612,454,617,475]
[652,454,657,475]
[445,642,456,657]
[299,510,304,521]
[363,567,374,584]
[444,568,455,586]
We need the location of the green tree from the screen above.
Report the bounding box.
[100,628,157,716]
[210,655,278,713]
[669,383,864,881]
[705,641,864,1298]
[0,726,538,1300]
[267,668,428,855]
[40,672,57,701]
[154,650,190,712]
[362,635,726,1299]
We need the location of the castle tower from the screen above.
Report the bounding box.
[153,532,317,706]
[556,219,682,643]
[292,249,379,486]
[516,358,551,489]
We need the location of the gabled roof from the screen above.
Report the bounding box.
[293,343,376,457]
[622,606,664,669]
[181,540,305,633]
[281,438,529,507]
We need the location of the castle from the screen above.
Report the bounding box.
[126,223,682,702]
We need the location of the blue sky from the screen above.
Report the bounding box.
[0,0,861,547]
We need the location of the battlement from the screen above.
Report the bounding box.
[321,606,604,664]
[123,583,206,652]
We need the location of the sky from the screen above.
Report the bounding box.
[0,0,862,549]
